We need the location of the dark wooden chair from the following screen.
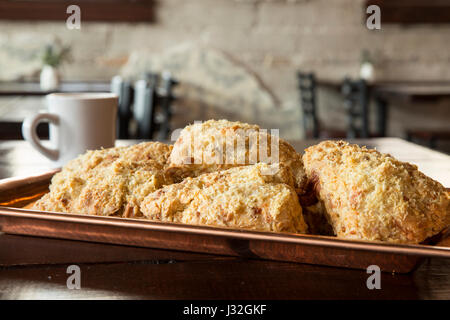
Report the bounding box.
[111,73,178,140]
[133,73,158,139]
[297,72,346,139]
[111,76,133,139]
[341,78,370,138]
[156,71,178,140]
[298,72,319,138]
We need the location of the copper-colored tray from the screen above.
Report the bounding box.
[0,170,449,273]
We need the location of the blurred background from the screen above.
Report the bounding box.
[1,0,450,152]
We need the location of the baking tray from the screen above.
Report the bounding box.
[0,170,449,273]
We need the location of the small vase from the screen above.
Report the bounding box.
[40,65,60,91]
[359,62,375,82]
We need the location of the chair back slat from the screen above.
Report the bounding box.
[134,73,158,139]
[341,78,369,138]
[297,72,319,138]
[157,71,178,140]
[111,76,133,139]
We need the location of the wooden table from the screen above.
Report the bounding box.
[0,138,449,299]
[0,81,111,96]
[0,81,111,140]
[318,80,450,137]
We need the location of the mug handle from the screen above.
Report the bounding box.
[22,112,60,161]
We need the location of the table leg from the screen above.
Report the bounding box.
[375,96,388,137]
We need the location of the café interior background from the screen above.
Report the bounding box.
[1,0,449,148]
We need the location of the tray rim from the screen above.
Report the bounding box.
[1,206,449,259]
[0,170,449,260]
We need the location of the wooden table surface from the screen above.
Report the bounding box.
[0,81,110,96]
[318,79,450,99]
[0,138,449,300]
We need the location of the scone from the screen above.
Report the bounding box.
[33,142,173,218]
[167,119,309,198]
[141,163,308,234]
[303,140,450,243]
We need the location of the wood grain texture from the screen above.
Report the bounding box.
[0,0,154,22]
[0,234,449,299]
[366,0,450,24]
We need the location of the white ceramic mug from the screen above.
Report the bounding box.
[22,93,118,167]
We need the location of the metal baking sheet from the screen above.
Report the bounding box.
[0,170,449,273]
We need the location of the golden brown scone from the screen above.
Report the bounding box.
[167,119,308,197]
[303,140,450,244]
[33,142,173,218]
[141,163,308,234]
